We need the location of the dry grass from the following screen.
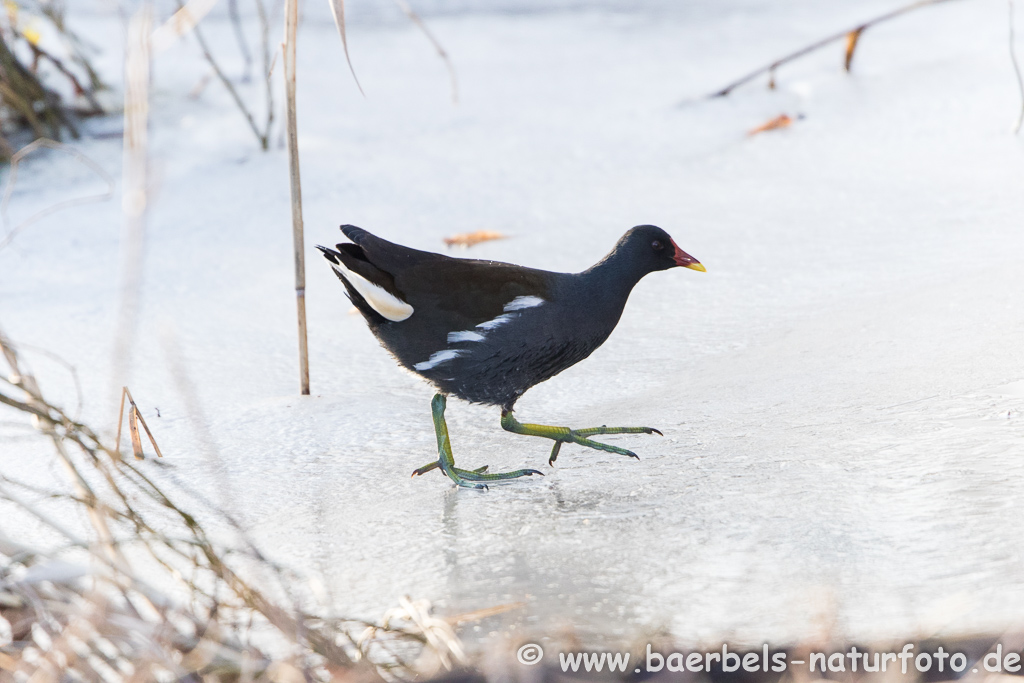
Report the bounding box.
[0,1,105,152]
[0,327,466,682]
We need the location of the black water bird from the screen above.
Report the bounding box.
[318,224,705,488]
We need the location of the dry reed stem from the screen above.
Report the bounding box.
[110,5,151,418]
[283,0,310,396]
[113,386,163,460]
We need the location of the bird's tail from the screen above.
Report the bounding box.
[316,244,414,324]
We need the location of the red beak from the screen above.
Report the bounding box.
[671,240,706,272]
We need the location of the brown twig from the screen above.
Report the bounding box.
[707,0,958,98]
[255,0,276,145]
[228,0,254,82]
[393,0,459,104]
[29,43,104,114]
[39,3,105,94]
[175,0,270,149]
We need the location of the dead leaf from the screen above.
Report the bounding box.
[443,230,506,248]
[845,28,864,72]
[748,114,793,136]
[327,0,364,95]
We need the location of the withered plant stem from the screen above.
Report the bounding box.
[283,0,310,395]
[707,0,958,98]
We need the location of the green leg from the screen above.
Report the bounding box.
[411,394,543,488]
[500,409,662,465]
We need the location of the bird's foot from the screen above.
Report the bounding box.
[501,411,662,465]
[411,460,542,485]
[419,394,543,489]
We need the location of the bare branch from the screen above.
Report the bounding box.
[176,0,270,149]
[255,0,276,144]
[229,0,254,81]
[707,0,958,99]
[394,0,459,104]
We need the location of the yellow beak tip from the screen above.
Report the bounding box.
[686,262,707,273]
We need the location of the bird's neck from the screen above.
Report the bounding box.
[578,247,646,310]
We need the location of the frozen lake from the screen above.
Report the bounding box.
[3,0,1024,651]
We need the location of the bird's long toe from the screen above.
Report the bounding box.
[458,467,543,481]
[570,433,640,459]
[571,425,663,437]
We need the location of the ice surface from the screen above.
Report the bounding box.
[3,0,1024,650]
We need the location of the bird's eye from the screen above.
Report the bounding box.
[651,240,663,250]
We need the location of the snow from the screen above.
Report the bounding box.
[3,0,1024,651]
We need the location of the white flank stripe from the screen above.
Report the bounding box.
[477,313,516,330]
[414,349,462,371]
[503,295,545,311]
[447,330,486,343]
[330,261,413,322]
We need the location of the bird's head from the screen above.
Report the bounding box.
[619,224,706,274]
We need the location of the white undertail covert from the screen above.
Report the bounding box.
[330,261,414,322]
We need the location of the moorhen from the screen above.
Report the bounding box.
[318,224,704,489]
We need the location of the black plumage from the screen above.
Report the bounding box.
[317,224,703,411]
